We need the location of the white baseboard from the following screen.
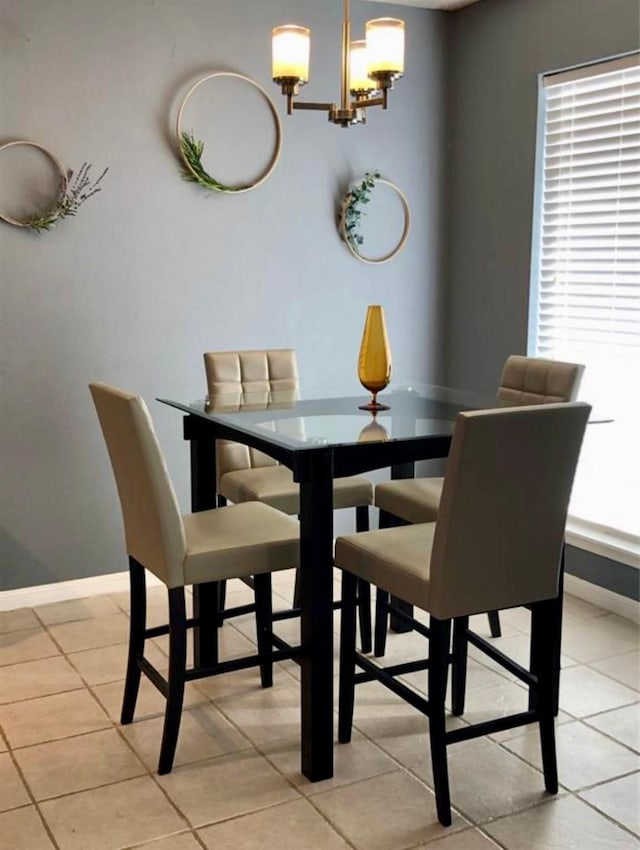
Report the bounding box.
[565,574,639,623]
[2,569,638,623]
[566,517,640,569]
[0,571,162,612]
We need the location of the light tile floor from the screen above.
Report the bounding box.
[1,575,638,850]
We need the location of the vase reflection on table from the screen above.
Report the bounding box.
[358,414,389,442]
[358,304,392,411]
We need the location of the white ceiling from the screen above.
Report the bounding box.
[362,0,483,10]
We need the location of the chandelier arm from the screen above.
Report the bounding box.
[351,96,386,110]
[292,101,336,112]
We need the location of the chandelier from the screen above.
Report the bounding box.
[271,0,405,127]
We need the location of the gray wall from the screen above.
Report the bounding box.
[565,547,639,601]
[3,0,637,595]
[1,0,447,590]
[443,0,639,599]
[443,0,639,390]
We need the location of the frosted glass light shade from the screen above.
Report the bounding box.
[349,40,376,93]
[272,25,311,82]
[366,18,405,76]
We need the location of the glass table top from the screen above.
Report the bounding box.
[158,384,501,453]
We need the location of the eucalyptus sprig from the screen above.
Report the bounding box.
[341,170,381,249]
[25,162,109,232]
[179,131,236,193]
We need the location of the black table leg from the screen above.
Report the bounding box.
[184,415,218,669]
[299,451,334,781]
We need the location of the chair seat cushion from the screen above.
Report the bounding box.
[183,501,299,586]
[220,466,373,515]
[375,477,444,524]
[335,523,436,612]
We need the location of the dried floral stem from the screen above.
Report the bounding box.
[179,131,236,193]
[25,162,109,232]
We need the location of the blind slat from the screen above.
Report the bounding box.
[544,135,640,158]
[545,54,639,87]
[533,53,640,429]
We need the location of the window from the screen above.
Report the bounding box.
[529,54,640,558]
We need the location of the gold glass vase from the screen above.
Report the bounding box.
[358,305,392,411]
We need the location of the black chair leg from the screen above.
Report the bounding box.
[551,548,565,716]
[121,557,146,725]
[355,505,372,654]
[528,605,542,713]
[451,616,469,716]
[216,580,227,628]
[338,570,358,744]
[374,589,389,657]
[487,610,502,638]
[293,563,301,610]
[529,552,563,717]
[192,581,219,669]
[357,580,372,654]
[158,587,187,775]
[254,572,274,688]
[373,508,395,657]
[428,616,453,827]
[531,600,559,794]
[215,495,227,627]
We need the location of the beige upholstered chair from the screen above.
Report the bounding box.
[373,355,584,651]
[204,349,375,650]
[336,402,590,826]
[90,383,301,774]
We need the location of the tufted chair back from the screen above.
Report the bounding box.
[497,355,584,405]
[203,349,300,485]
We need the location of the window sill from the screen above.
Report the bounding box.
[566,516,640,570]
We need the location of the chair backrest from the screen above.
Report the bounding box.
[203,349,299,480]
[89,383,186,588]
[428,402,590,620]
[497,355,584,405]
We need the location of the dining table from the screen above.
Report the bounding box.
[158,383,499,782]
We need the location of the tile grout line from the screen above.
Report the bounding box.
[12,643,635,845]
[2,593,638,847]
[119,830,209,850]
[71,634,205,842]
[4,746,63,850]
[403,824,510,850]
[23,603,200,843]
[581,656,640,694]
[577,714,640,755]
[336,649,599,831]
[199,795,361,850]
[94,606,315,842]
[339,664,635,832]
[574,766,640,795]
[181,638,370,849]
[575,783,640,842]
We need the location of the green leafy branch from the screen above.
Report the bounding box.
[179,131,236,193]
[25,162,108,233]
[342,170,380,249]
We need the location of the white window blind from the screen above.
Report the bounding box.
[531,54,640,547]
